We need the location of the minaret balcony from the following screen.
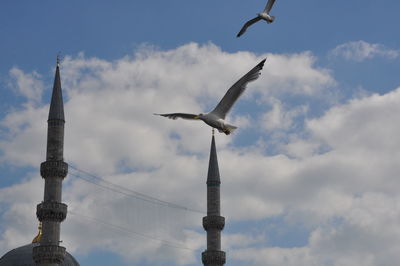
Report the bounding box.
[203,215,225,231]
[36,202,68,222]
[32,245,66,264]
[40,160,68,179]
[202,250,226,265]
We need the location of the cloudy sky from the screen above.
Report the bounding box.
[1,1,400,265]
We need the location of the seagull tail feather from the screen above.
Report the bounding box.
[267,16,275,24]
[225,124,238,135]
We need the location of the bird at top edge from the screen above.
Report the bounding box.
[154,59,266,135]
[237,0,277,38]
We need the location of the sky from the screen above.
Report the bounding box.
[1,0,400,265]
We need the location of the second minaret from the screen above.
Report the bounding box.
[202,133,226,266]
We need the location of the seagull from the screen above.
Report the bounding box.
[237,0,277,38]
[155,59,266,135]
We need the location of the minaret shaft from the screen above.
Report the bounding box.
[207,186,220,215]
[46,124,65,161]
[41,221,60,244]
[33,62,68,266]
[202,135,226,266]
[207,229,221,250]
[43,177,63,202]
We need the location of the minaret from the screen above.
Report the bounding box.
[202,132,226,266]
[33,57,68,266]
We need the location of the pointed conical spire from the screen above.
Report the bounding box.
[207,134,221,186]
[48,57,65,121]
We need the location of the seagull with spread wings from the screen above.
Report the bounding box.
[237,0,277,38]
[155,59,266,135]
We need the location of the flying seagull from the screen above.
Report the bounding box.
[155,59,266,135]
[237,0,277,38]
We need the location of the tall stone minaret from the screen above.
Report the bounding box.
[202,132,226,266]
[33,58,68,266]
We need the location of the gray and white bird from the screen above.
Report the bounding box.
[155,59,266,135]
[237,0,277,38]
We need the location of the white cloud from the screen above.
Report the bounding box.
[262,51,335,96]
[283,137,320,158]
[231,246,315,266]
[0,106,47,166]
[1,43,400,265]
[329,40,400,61]
[0,174,42,252]
[307,88,400,154]
[261,98,308,131]
[8,67,44,105]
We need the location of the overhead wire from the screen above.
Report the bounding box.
[68,210,198,252]
[68,164,205,214]
[66,165,204,252]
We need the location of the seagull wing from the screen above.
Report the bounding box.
[237,16,262,37]
[263,0,276,13]
[154,113,200,120]
[210,58,266,119]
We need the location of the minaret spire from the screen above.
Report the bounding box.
[33,58,68,266]
[48,56,65,122]
[202,134,226,266]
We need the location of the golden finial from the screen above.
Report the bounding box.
[32,222,42,243]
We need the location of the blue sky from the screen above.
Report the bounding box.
[1,1,400,265]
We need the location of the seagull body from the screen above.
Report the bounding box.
[155,59,266,135]
[237,0,277,38]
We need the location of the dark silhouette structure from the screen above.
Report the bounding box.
[202,133,226,266]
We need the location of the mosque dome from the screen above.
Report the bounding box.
[0,243,79,266]
[0,223,79,266]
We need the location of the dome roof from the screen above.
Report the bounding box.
[0,243,79,266]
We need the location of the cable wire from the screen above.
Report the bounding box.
[68,165,205,214]
[68,210,198,252]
